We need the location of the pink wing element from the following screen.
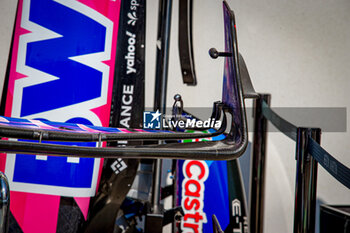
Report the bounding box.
[11,192,60,233]
[74,197,91,220]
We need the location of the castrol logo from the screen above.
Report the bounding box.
[181,160,209,233]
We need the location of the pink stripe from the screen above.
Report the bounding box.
[29,120,58,130]
[0,153,6,174]
[0,117,9,123]
[77,124,103,133]
[5,0,29,117]
[134,129,148,133]
[11,192,60,233]
[119,128,132,133]
[74,197,90,220]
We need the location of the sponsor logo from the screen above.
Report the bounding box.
[125,31,136,74]
[119,85,134,128]
[125,0,138,74]
[127,12,137,26]
[232,199,249,233]
[111,159,128,175]
[181,160,209,233]
[5,0,113,197]
[127,0,139,26]
[116,0,142,166]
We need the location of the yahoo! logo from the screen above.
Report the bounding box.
[181,160,209,233]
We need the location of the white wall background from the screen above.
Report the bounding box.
[146,0,350,232]
[0,0,349,232]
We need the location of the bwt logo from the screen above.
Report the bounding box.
[5,0,114,197]
[143,110,161,129]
